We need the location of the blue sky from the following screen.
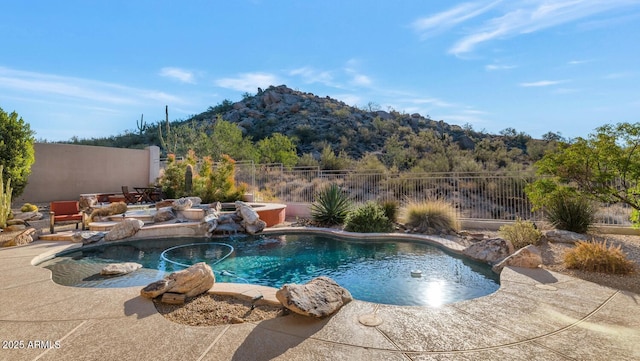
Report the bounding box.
[1,0,639,141]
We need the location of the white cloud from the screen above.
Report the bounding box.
[568,59,593,65]
[520,80,566,87]
[485,64,516,71]
[215,72,281,92]
[289,67,334,85]
[351,74,372,87]
[159,67,196,83]
[603,71,636,79]
[0,66,185,105]
[411,1,502,38]
[413,1,640,55]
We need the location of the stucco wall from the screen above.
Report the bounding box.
[16,143,160,204]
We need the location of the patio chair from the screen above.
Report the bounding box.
[122,186,143,204]
[49,201,86,234]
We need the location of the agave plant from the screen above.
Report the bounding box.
[311,183,352,226]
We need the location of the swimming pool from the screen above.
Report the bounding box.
[39,233,499,306]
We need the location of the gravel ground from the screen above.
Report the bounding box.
[153,294,285,326]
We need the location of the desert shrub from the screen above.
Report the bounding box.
[344,202,394,233]
[564,241,635,274]
[193,154,246,203]
[20,203,38,212]
[498,218,542,249]
[311,183,351,225]
[89,202,128,221]
[379,199,399,223]
[545,192,595,233]
[402,200,459,234]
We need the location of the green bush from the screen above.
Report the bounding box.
[379,199,399,223]
[311,183,351,225]
[498,218,542,249]
[564,240,635,274]
[545,191,595,233]
[20,203,38,212]
[402,200,459,234]
[344,202,394,233]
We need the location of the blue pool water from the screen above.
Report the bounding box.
[39,233,500,306]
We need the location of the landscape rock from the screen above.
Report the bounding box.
[71,231,105,244]
[3,224,26,232]
[105,219,144,241]
[235,201,259,223]
[140,262,215,299]
[141,279,174,298]
[235,201,265,235]
[492,245,543,273]
[172,197,193,211]
[276,276,353,318]
[101,262,142,275]
[0,228,37,247]
[463,237,515,264]
[153,207,176,223]
[13,211,43,221]
[244,219,266,235]
[6,219,26,226]
[544,230,588,244]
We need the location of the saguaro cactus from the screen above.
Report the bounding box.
[185,164,193,195]
[0,166,12,228]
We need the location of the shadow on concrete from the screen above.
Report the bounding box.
[231,313,330,361]
[124,296,157,319]
[510,266,559,284]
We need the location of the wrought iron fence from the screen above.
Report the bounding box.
[166,162,632,226]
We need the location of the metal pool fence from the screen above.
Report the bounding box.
[231,164,633,226]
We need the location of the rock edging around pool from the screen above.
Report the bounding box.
[140,262,352,319]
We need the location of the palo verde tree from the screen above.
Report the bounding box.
[526,122,640,224]
[0,107,35,197]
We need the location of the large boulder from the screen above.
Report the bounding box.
[245,219,267,235]
[492,245,543,273]
[140,262,215,299]
[105,219,144,241]
[101,262,142,275]
[235,201,259,223]
[463,237,514,264]
[235,201,265,235]
[276,276,353,318]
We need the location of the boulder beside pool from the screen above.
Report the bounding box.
[140,262,215,300]
[276,276,352,318]
[101,262,142,275]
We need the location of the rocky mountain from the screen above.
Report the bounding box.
[189,85,481,159]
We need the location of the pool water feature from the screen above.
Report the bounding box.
[39,233,500,306]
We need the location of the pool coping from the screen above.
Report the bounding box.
[1,233,639,359]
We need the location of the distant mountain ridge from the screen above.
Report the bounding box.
[188,84,483,159]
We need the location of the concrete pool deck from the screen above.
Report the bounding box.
[1,239,639,360]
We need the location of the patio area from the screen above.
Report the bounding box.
[1,237,638,360]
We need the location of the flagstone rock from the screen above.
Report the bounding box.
[276,276,353,318]
[544,230,588,244]
[101,262,142,275]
